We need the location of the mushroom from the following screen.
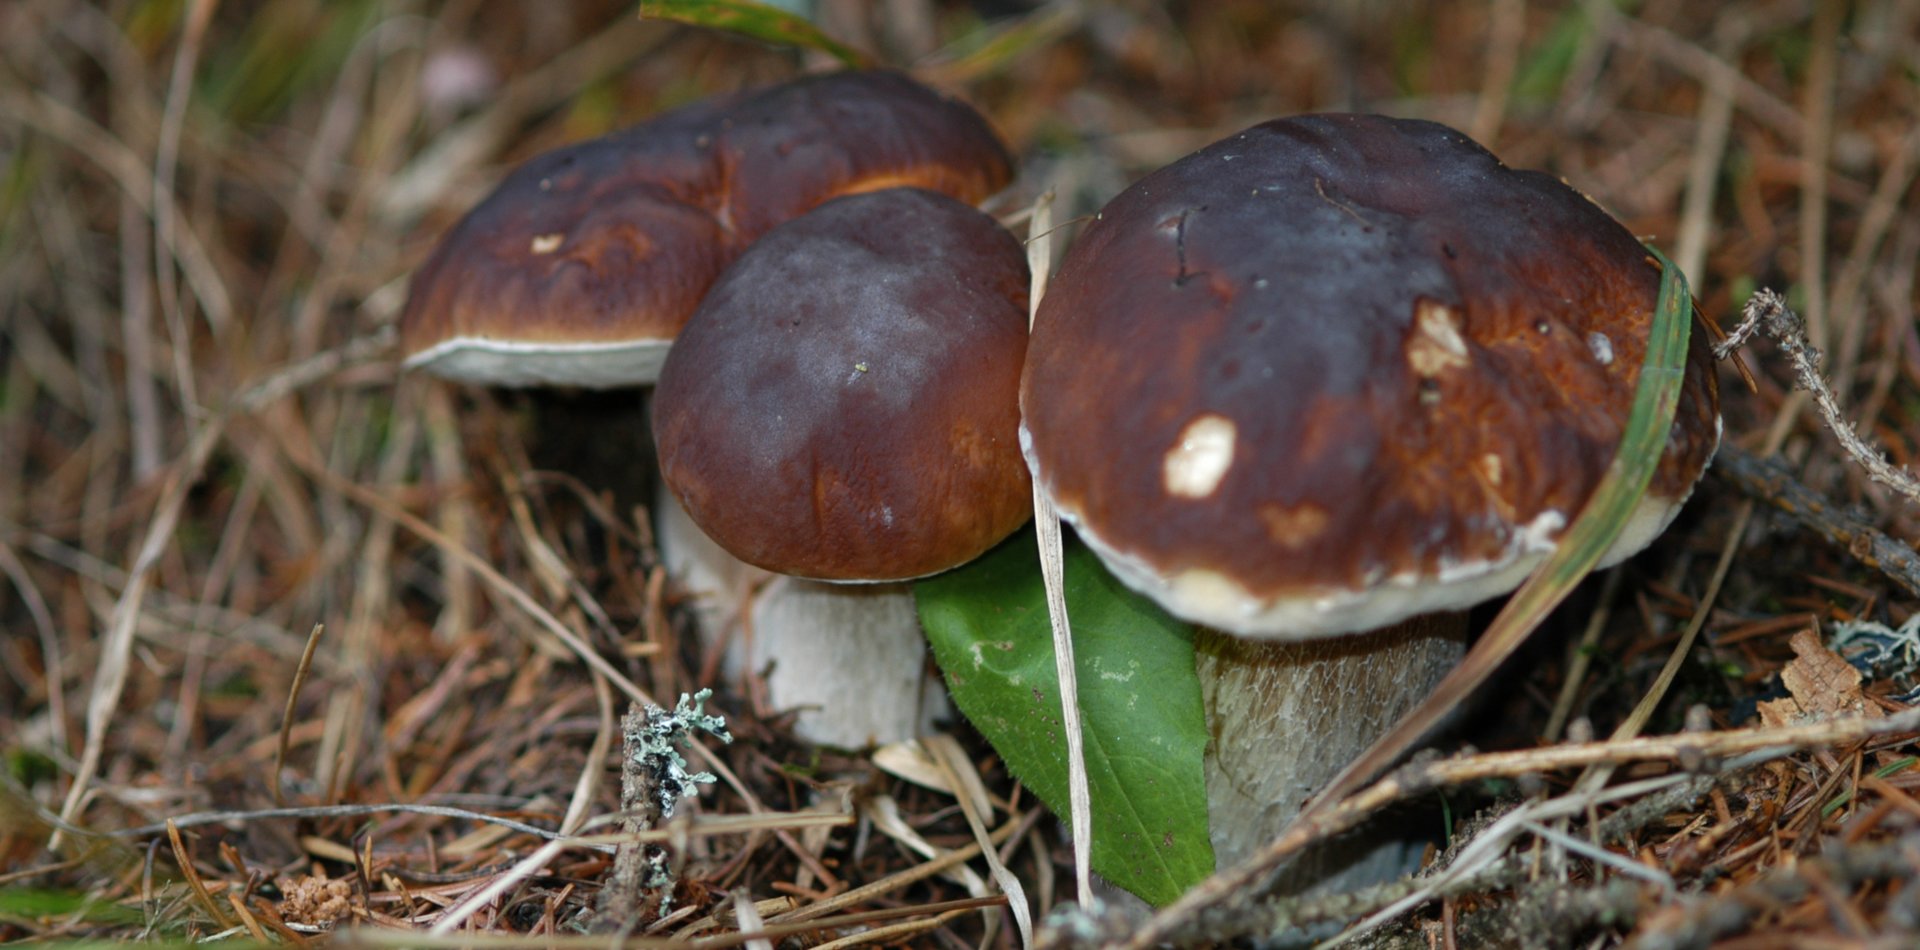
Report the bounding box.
[1019,114,1720,892]
[399,70,1011,388]
[652,186,1033,747]
[397,72,1017,745]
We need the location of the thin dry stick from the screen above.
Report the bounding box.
[151,0,223,422]
[561,672,617,837]
[288,456,733,796]
[289,454,654,708]
[1571,538,1746,856]
[119,802,613,846]
[1023,188,1093,909]
[328,380,422,796]
[356,899,1005,949]
[120,196,162,481]
[1718,289,1920,507]
[1797,0,1838,353]
[1567,287,1846,797]
[297,448,825,871]
[272,623,328,806]
[808,907,973,950]
[1566,44,1742,767]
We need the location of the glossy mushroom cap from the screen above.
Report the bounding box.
[400,71,1013,388]
[1021,113,1720,639]
[653,188,1032,581]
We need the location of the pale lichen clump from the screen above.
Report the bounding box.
[635,688,732,821]
[628,689,732,914]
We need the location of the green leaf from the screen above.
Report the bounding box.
[916,530,1215,906]
[638,0,875,69]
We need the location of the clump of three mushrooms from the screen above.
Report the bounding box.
[402,76,1721,901]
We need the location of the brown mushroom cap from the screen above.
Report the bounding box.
[1020,113,1720,639]
[653,188,1032,581]
[400,71,1012,388]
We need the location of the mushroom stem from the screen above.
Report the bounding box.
[1197,613,1468,891]
[745,577,950,748]
[656,483,949,748]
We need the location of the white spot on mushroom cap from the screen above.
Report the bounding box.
[1163,414,1237,498]
[1587,331,1615,365]
[530,233,564,254]
[1406,299,1470,376]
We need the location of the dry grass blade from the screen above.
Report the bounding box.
[166,817,233,930]
[730,890,774,950]
[1021,186,1094,912]
[926,733,1031,946]
[767,817,1023,925]
[150,0,224,422]
[428,837,568,934]
[272,622,327,805]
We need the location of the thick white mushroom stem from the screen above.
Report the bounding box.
[655,484,949,748]
[745,577,950,747]
[1197,612,1468,892]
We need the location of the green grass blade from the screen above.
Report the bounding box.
[638,0,875,69]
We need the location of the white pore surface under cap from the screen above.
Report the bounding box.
[405,336,670,389]
[1065,488,1693,641]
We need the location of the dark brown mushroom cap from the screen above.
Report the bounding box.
[712,71,1014,237]
[1020,113,1720,638]
[653,188,1032,581]
[400,71,1012,388]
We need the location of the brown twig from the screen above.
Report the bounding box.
[1713,443,1920,598]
